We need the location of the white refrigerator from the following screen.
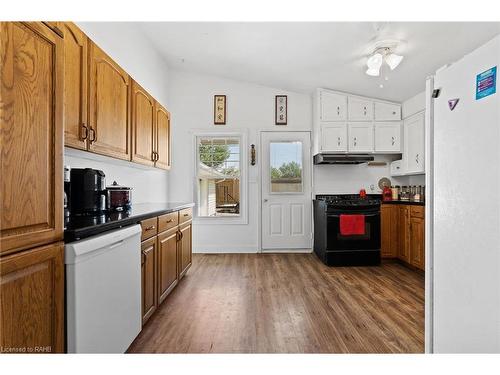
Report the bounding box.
[432,34,500,352]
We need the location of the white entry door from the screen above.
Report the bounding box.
[261,131,312,250]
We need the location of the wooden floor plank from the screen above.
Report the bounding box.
[128,253,424,353]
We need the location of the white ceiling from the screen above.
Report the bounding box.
[138,22,500,102]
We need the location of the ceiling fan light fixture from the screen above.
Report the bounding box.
[366,67,380,76]
[385,53,404,70]
[366,52,383,76]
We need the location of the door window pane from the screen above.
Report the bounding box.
[270,141,303,193]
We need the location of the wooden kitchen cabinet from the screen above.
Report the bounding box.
[62,22,89,150]
[138,208,193,326]
[398,205,411,263]
[0,242,65,353]
[141,236,157,325]
[154,103,171,170]
[347,97,373,121]
[382,204,425,270]
[348,122,373,153]
[131,80,156,166]
[88,41,131,160]
[157,228,178,304]
[410,216,425,270]
[178,222,192,279]
[381,205,399,258]
[0,22,64,254]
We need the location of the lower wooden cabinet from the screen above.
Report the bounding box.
[139,210,193,326]
[178,222,192,279]
[410,216,425,269]
[141,237,157,325]
[399,205,411,263]
[381,204,424,270]
[0,242,64,353]
[157,228,178,304]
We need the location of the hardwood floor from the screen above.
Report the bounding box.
[128,253,424,353]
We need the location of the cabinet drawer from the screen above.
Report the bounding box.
[179,208,193,224]
[158,212,179,233]
[140,217,158,240]
[411,206,425,219]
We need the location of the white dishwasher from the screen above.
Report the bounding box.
[65,224,142,353]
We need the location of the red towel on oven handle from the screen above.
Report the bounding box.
[339,214,365,236]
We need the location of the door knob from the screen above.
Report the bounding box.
[263,199,268,203]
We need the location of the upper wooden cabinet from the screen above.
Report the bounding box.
[88,41,131,161]
[0,242,65,353]
[347,97,373,121]
[155,103,171,170]
[320,91,347,121]
[0,22,63,254]
[132,80,155,166]
[62,22,88,150]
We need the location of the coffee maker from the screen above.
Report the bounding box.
[70,168,107,214]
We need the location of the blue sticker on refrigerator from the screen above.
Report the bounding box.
[476,66,496,100]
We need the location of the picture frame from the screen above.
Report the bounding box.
[214,95,226,125]
[275,95,287,125]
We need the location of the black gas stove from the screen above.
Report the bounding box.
[315,194,381,210]
[313,194,381,267]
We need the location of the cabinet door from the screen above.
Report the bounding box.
[0,22,63,254]
[178,222,192,279]
[0,242,64,353]
[88,41,131,160]
[380,205,393,258]
[131,80,155,166]
[374,122,401,153]
[410,217,425,270]
[374,102,401,121]
[347,97,373,121]
[141,236,157,325]
[62,22,88,150]
[348,122,373,153]
[157,228,178,304]
[404,112,425,174]
[320,91,347,121]
[155,103,171,170]
[321,123,348,152]
[398,205,410,263]
[381,205,399,258]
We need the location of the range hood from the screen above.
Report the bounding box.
[313,153,374,165]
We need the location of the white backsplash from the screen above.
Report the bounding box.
[64,148,169,204]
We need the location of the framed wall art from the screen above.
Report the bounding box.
[275,95,287,125]
[214,95,226,125]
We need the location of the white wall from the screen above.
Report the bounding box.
[64,23,171,203]
[167,70,312,253]
[314,155,402,194]
[432,35,500,353]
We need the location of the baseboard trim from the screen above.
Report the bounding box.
[261,249,313,254]
[193,245,259,254]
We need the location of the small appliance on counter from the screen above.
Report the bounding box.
[70,168,107,214]
[106,181,132,211]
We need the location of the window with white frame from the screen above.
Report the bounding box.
[196,136,241,217]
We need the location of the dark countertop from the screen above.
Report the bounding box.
[382,200,425,206]
[64,202,195,242]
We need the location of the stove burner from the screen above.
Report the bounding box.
[316,194,381,209]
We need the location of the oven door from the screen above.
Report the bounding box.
[326,209,381,251]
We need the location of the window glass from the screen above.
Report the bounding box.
[270,141,303,193]
[197,137,240,217]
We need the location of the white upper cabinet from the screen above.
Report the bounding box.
[321,123,348,152]
[348,123,373,153]
[374,101,401,121]
[347,97,373,121]
[374,122,401,153]
[320,91,347,121]
[404,112,425,174]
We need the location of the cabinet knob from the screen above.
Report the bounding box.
[415,154,419,163]
[391,136,395,146]
[144,225,155,231]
